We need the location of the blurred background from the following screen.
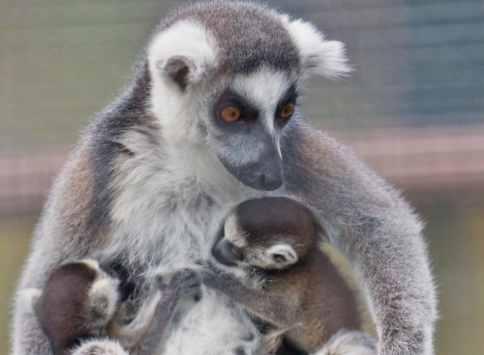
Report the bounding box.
[1,0,483,353]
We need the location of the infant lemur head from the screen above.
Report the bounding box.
[35,260,121,355]
[212,197,320,270]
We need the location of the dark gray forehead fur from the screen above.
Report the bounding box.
[157,0,300,74]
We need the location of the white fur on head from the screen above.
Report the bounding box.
[280,15,351,79]
[147,20,218,143]
[232,66,293,138]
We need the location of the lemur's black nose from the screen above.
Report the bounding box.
[212,239,243,266]
[255,143,283,191]
[258,171,282,191]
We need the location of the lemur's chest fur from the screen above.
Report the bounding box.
[102,138,261,271]
[103,170,260,355]
[108,178,227,272]
[90,140,267,354]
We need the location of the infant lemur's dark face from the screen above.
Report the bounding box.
[212,197,317,270]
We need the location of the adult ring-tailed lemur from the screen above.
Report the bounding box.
[12,2,437,355]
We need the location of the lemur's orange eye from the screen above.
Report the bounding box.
[279,103,295,120]
[220,106,241,123]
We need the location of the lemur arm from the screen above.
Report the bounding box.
[283,123,437,355]
[108,291,162,350]
[118,269,202,355]
[201,270,296,328]
[125,289,178,355]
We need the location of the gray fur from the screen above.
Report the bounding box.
[282,123,437,355]
[11,2,436,355]
[157,1,300,75]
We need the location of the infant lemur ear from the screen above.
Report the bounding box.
[148,20,218,91]
[266,244,298,268]
[280,15,352,79]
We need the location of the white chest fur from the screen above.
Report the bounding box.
[108,179,227,268]
[162,289,257,355]
[104,159,259,354]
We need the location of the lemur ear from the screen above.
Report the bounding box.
[267,244,298,267]
[281,16,352,79]
[157,56,198,91]
[148,21,217,91]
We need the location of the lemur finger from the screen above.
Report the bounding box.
[109,291,162,349]
[172,269,202,301]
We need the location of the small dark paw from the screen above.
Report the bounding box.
[193,259,204,266]
[172,269,202,302]
[233,345,249,355]
[242,332,255,342]
[155,273,170,289]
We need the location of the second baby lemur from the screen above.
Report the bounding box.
[25,259,201,355]
[203,197,376,355]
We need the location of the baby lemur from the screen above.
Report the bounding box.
[203,197,375,355]
[27,259,201,355]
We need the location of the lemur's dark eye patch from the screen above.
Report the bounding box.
[276,84,298,124]
[214,89,259,124]
[279,84,298,105]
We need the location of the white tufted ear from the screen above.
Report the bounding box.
[266,244,298,268]
[148,20,218,91]
[280,16,351,79]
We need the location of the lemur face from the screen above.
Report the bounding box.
[147,2,349,191]
[213,232,299,271]
[212,197,318,270]
[208,69,299,191]
[35,260,120,354]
